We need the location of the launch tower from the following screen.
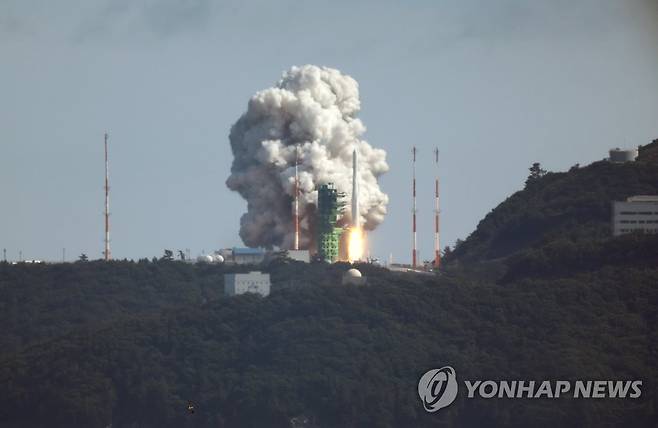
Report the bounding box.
[317,183,345,263]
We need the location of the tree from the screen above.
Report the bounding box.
[525,162,547,186]
[161,250,174,262]
[442,246,453,260]
[78,253,88,262]
[178,250,186,261]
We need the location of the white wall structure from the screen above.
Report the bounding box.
[612,195,658,236]
[286,250,310,263]
[224,272,271,297]
[609,147,639,163]
[218,248,267,265]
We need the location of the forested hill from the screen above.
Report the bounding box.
[1,142,657,427]
[0,259,360,356]
[449,144,658,263]
[1,251,657,428]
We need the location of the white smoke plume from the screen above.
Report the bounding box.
[226,65,389,250]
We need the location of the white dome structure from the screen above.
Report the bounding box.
[197,254,214,263]
[342,268,366,285]
[212,254,225,263]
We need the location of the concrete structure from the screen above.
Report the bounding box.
[213,247,266,265]
[342,268,366,285]
[232,247,266,264]
[609,147,638,163]
[612,195,658,236]
[286,250,310,263]
[224,271,271,297]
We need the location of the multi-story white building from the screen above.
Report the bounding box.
[612,195,658,236]
[224,271,271,297]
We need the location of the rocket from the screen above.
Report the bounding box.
[352,149,360,228]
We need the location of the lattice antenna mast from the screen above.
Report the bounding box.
[434,148,441,269]
[412,146,418,268]
[104,132,111,261]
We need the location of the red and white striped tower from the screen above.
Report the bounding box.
[104,132,111,261]
[412,146,417,268]
[434,147,441,269]
[293,145,300,250]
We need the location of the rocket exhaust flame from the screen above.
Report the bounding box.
[348,227,365,263]
[348,148,365,262]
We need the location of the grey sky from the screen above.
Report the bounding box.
[2,0,658,262]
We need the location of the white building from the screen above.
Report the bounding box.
[215,248,267,265]
[608,147,638,163]
[224,271,271,297]
[612,195,658,236]
[285,250,310,263]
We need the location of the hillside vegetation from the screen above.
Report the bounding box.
[0,245,657,427]
[449,152,658,263]
[1,147,657,427]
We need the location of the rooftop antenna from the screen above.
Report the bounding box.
[434,148,441,269]
[293,145,300,250]
[104,132,111,261]
[412,146,418,268]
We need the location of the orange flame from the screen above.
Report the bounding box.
[348,227,365,262]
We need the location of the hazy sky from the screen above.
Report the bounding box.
[2,0,658,262]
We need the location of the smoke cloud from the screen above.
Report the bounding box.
[226,65,389,250]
